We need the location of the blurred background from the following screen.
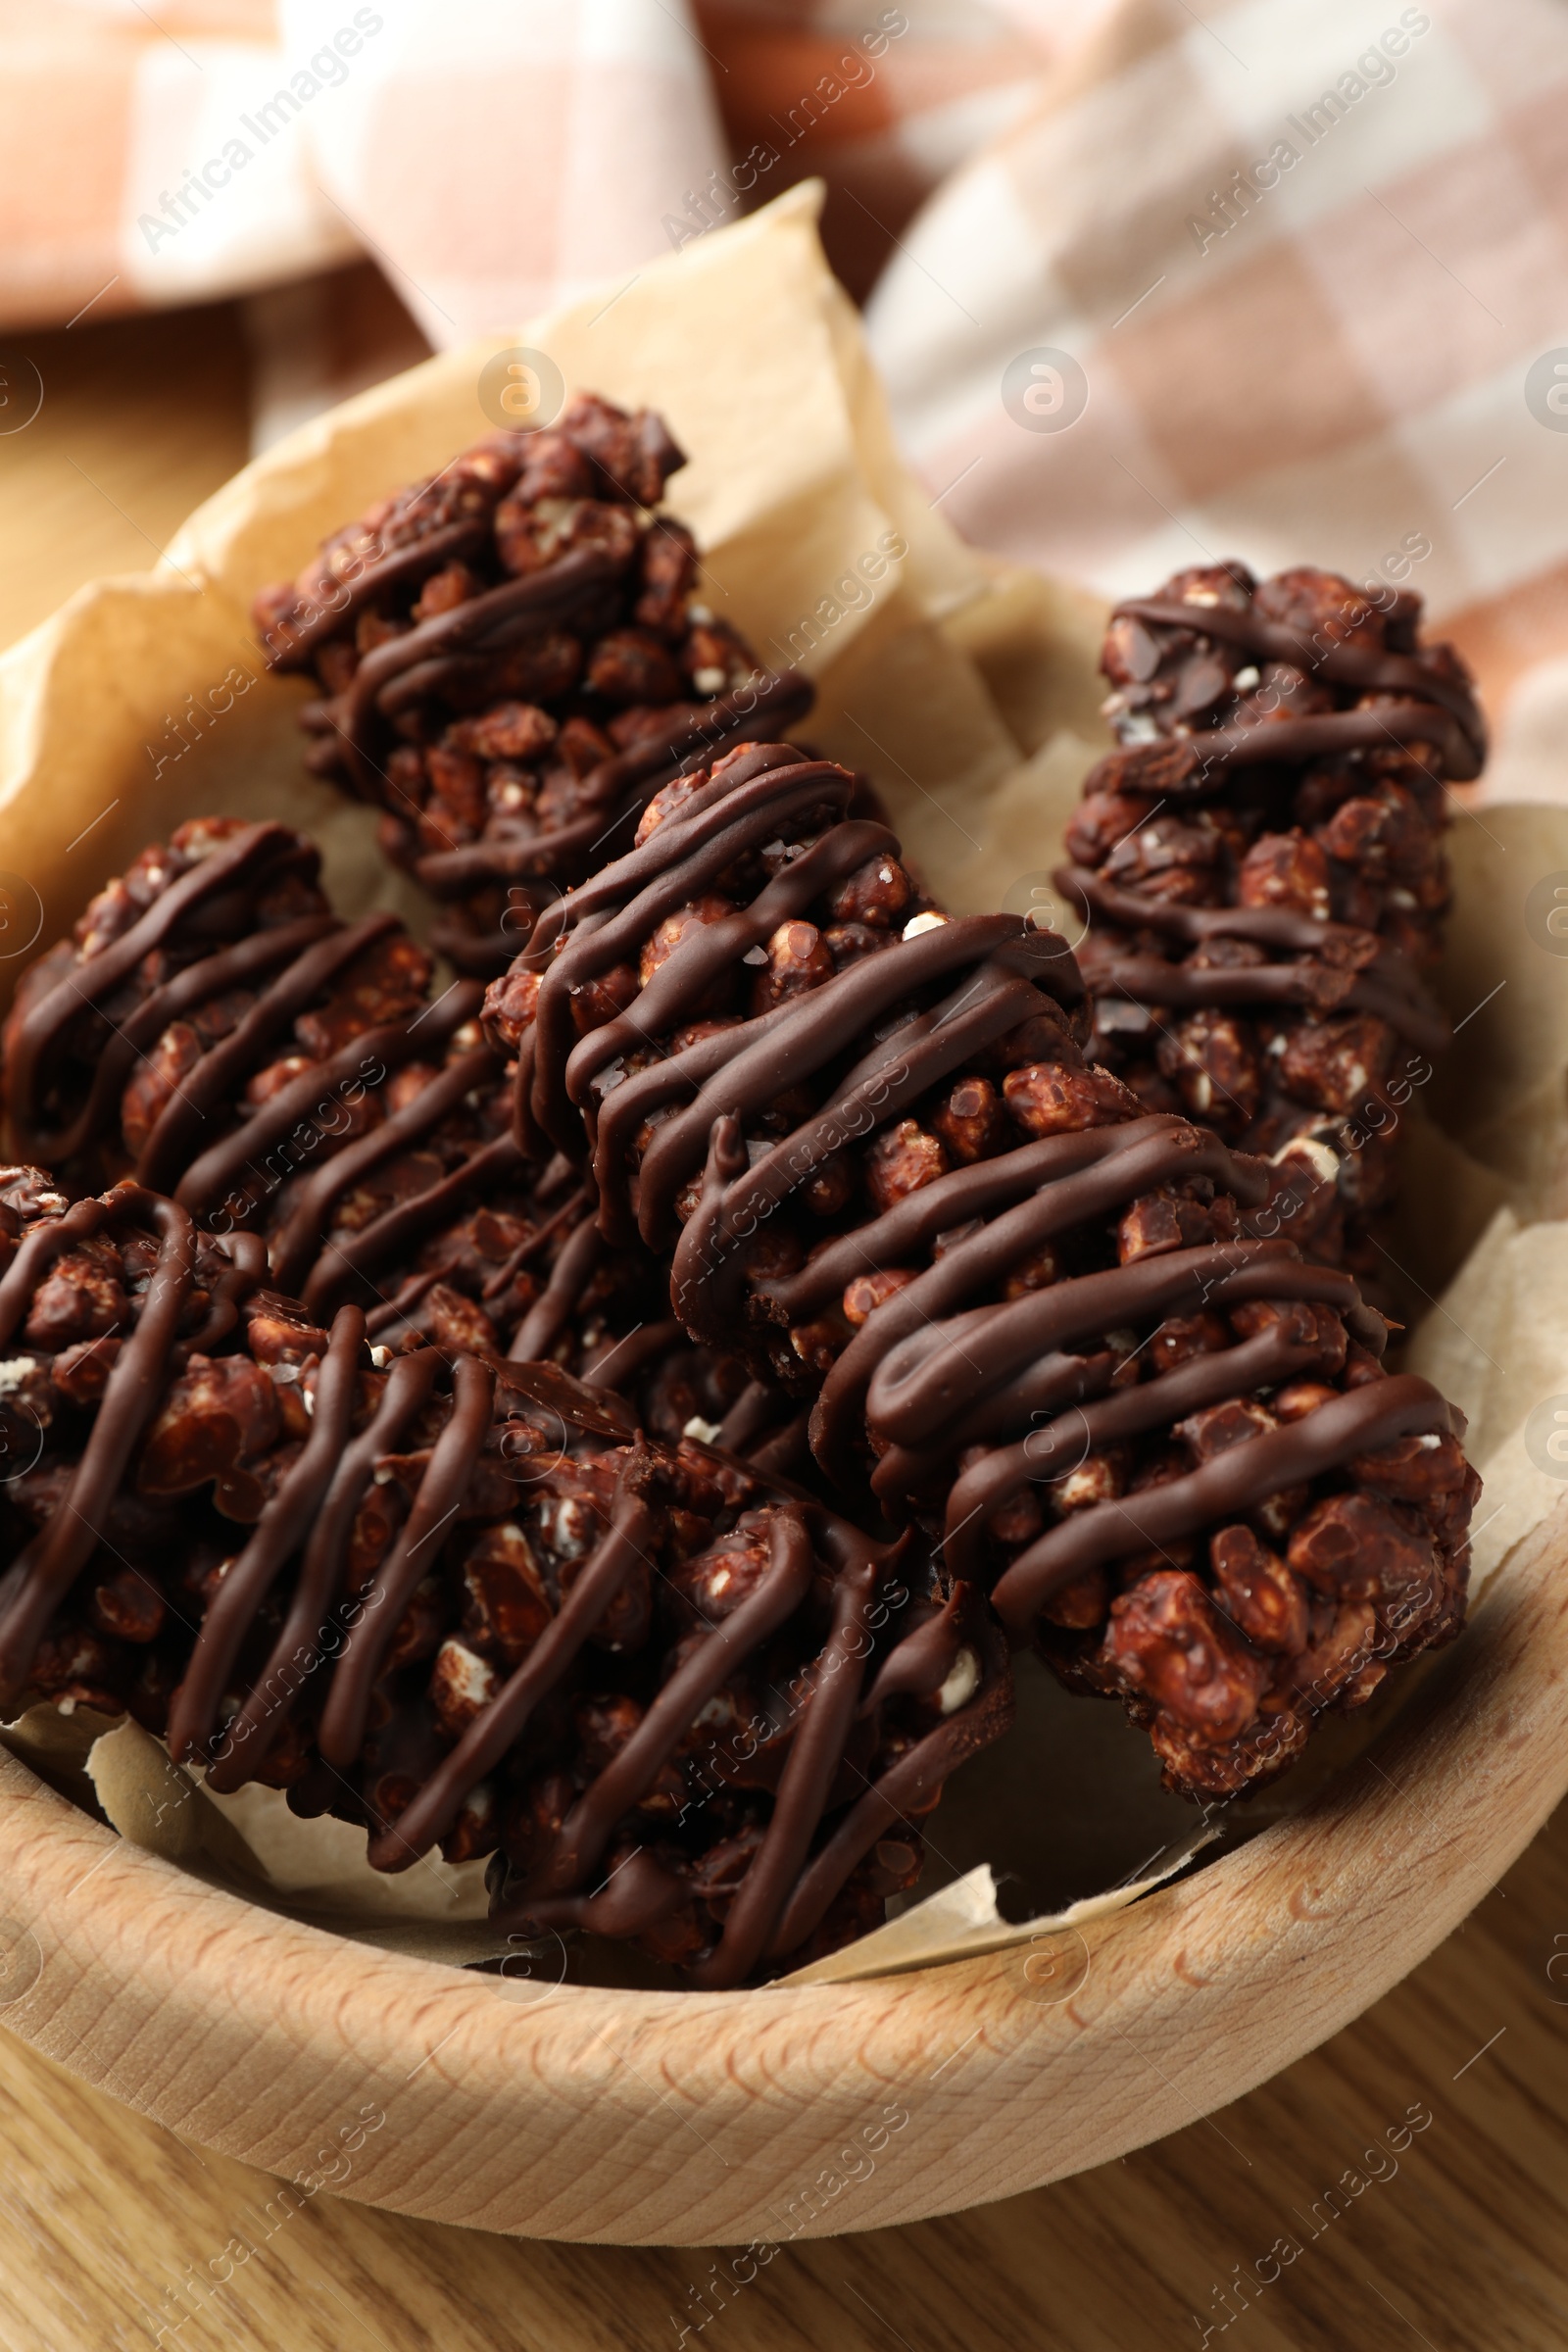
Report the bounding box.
[5,0,1568,811]
[3,9,1568,2350]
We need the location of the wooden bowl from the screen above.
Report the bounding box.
[0,1498,1558,2245]
[0,203,1560,2241]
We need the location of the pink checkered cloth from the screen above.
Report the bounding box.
[0,0,1063,333]
[4,0,1563,756]
[860,0,1568,782]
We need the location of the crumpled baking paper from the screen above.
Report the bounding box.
[1,183,1565,1986]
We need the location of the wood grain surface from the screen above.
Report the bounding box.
[0,294,1565,2349]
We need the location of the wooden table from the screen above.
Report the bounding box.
[1,295,1564,2352]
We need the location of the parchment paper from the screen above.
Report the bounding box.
[1,183,1565,1985]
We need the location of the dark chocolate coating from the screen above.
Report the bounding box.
[1105,584,1485,784]
[5,822,329,1169]
[0,821,793,1470]
[254,398,815,976]
[491,743,1473,1795]
[0,1184,258,1694]
[1,819,507,1300]
[489,1524,1011,1988]
[0,1188,1010,1986]
[1054,564,1478,1255]
[1053,869,1451,1052]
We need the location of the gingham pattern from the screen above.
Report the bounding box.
[4,0,1565,752]
[0,0,733,338]
[863,0,1568,765]
[0,0,1055,333]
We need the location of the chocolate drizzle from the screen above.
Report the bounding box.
[1106,586,1485,784]
[988,1370,1451,1629]
[416,667,813,979]
[487,1516,1010,1988]
[1,818,796,1491]
[5,822,330,1170]
[1047,564,1479,1260]
[0,1184,254,1694]
[0,550,1485,1885]
[515,747,1086,1261]
[1054,867,1452,1054]
[0,1190,1010,1984]
[194,1329,445,1783]
[0,817,514,1306]
[323,547,619,804]
[491,741,1473,1795]
[254,396,815,976]
[415,667,815,907]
